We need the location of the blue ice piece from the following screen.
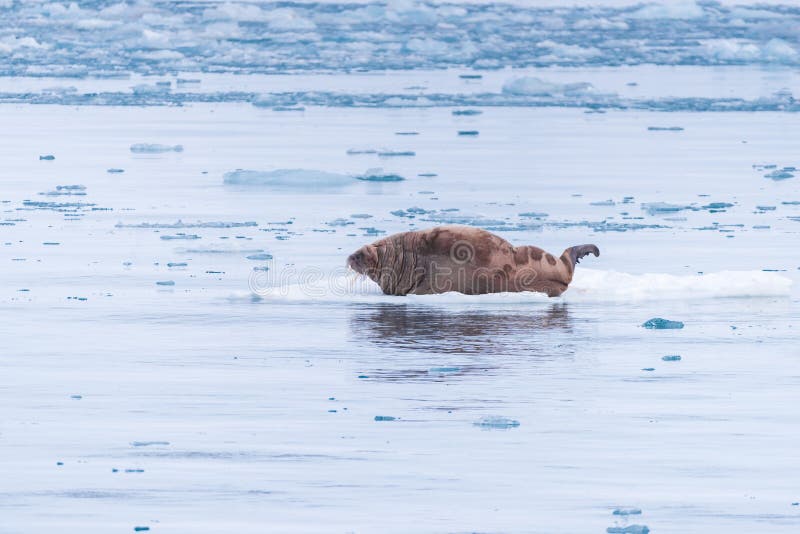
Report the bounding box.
[642,318,684,329]
[130,143,183,153]
[474,416,520,429]
[429,367,460,373]
[607,526,649,534]
[613,508,642,516]
[356,169,405,182]
[642,202,694,215]
[374,416,396,421]
[39,155,55,160]
[245,253,273,260]
[662,355,682,361]
[458,130,479,136]
[452,109,482,116]
[647,126,683,131]
[156,280,175,286]
[107,168,125,173]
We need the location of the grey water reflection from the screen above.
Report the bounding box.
[350,303,575,356]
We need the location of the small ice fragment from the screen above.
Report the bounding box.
[357,375,369,379]
[474,416,520,429]
[606,527,649,534]
[377,150,415,157]
[272,106,305,111]
[765,170,794,180]
[39,155,55,160]
[57,462,64,466]
[346,148,378,155]
[519,212,548,218]
[418,173,437,177]
[613,508,642,516]
[245,253,273,260]
[662,355,682,361]
[350,213,373,219]
[395,132,418,136]
[107,168,125,173]
[167,262,187,267]
[641,368,655,372]
[160,234,200,240]
[130,441,170,447]
[133,528,150,532]
[156,280,175,286]
[647,126,684,131]
[459,74,482,79]
[452,109,482,116]
[458,130,479,136]
[70,395,82,399]
[356,168,404,182]
[374,416,396,421]
[125,469,144,473]
[130,143,183,153]
[642,202,694,215]
[642,318,684,329]
[429,367,460,373]
[703,202,733,209]
[43,242,60,245]
[590,200,615,206]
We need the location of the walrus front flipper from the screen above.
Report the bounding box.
[566,244,599,266]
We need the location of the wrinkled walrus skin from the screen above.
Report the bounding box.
[347,226,599,297]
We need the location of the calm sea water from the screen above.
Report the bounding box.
[1,68,798,532]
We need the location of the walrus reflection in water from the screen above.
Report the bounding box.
[347,225,599,297]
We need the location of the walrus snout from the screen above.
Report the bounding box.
[347,245,378,275]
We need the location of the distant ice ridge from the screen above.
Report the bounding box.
[244,270,791,305]
[1,2,800,78]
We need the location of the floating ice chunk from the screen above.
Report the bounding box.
[107,168,124,173]
[39,155,55,160]
[590,200,615,206]
[156,281,175,286]
[642,202,695,215]
[765,168,795,180]
[613,508,642,516]
[130,441,170,447]
[160,234,200,240]
[474,416,520,429]
[647,126,684,131]
[224,169,353,187]
[502,77,594,97]
[643,318,684,329]
[167,262,187,267]
[377,150,415,157]
[452,109,482,116]
[374,415,396,421]
[272,106,305,112]
[245,253,273,261]
[662,355,682,361]
[346,148,378,155]
[519,212,548,218]
[130,143,183,153]
[356,168,404,182]
[458,130,479,136]
[429,367,460,373]
[606,526,649,534]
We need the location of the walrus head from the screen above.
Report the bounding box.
[347,244,379,277]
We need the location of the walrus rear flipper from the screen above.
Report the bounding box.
[566,244,600,266]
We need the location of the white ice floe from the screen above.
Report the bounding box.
[246,269,792,305]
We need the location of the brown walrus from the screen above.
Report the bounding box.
[347,225,599,297]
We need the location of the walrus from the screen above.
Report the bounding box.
[347,226,599,297]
